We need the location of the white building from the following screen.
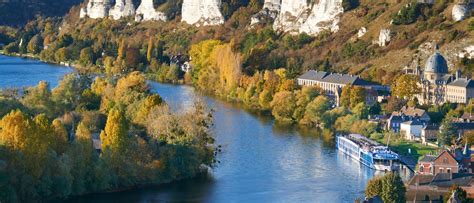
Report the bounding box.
[400,120,425,141]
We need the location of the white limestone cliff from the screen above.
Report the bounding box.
[81,0,111,19]
[135,0,167,22]
[251,0,281,25]
[452,4,470,22]
[109,0,135,20]
[299,0,344,35]
[273,0,344,36]
[181,0,224,26]
[378,29,391,47]
[273,0,309,33]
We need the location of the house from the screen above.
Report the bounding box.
[386,106,431,132]
[400,120,425,141]
[417,151,460,175]
[418,155,437,175]
[453,122,474,137]
[407,173,474,201]
[459,112,474,123]
[296,70,388,106]
[421,124,440,144]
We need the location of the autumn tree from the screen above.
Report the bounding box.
[365,173,406,203]
[381,173,406,203]
[271,91,296,123]
[27,35,43,54]
[350,86,366,108]
[392,74,420,100]
[79,47,94,66]
[147,37,153,63]
[365,176,383,198]
[301,95,331,126]
[100,108,130,154]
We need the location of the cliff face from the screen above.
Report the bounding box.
[273,0,344,35]
[80,0,111,19]
[109,0,135,20]
[135,0,166,22]
[181,0,224,26]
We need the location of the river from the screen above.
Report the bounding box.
[0,55,376,203]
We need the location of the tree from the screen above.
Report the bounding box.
[100,108,130,154]
[340,86,351,108]
[438,120,458,146]
[27,35,43,54]
[271,91,296,123]
[392,75,420,99]
[365,176,383,198]
[380,173,406,203]
[54,47,71,62]
[301,95,331,126]
[350,86,366,108]
[444,185,471,203]
[147,37,153,63]
[352,102,370,119]
[118,38,126,59]
[79,47,94,66]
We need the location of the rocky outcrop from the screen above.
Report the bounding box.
[181,0,224,26]
[357,27,367,38]
[109,0,135,20]
[299,0,344,35]
[251,0,281,25]
[452,4,470,22]
[273,0,309,33]
[273,0,344,36]
[378,29,391,47]
[135,0,167,22]
[81,0,111,19]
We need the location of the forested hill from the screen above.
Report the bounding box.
[1,0,473,84]
[0,0,82,26]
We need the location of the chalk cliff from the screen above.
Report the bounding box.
[135,0,167,22]
[272,0,344,35]
[181,0,224,26]
[80,0,111,19]
[109,0,135,20]
[251,0,281,25]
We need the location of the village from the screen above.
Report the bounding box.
[297,45,474,202]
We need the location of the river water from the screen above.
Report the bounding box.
[0,55,376,203]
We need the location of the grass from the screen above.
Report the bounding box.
[388,141,438,161]
[376,137,439,161]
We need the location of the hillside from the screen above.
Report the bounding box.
[0,0,83,26]
[0,0,473,85]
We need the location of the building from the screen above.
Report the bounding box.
[453,122,474,137]
[400,120,425,140]
[386,106,430,132]
[417,151,460,175]
[406,173,474,201]
[297,71,388,106]
[421,124,440,144]
[413,46,474,105]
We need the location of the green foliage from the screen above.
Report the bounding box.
[392,74,420,99]
[271,91,296,123]
[27,35,43,54]
[0,72,216,201]
[365,173,406,203]
[341,40,373,63]
[79,47,94,66]
[392,2,420,25]
[438,120,458,146]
